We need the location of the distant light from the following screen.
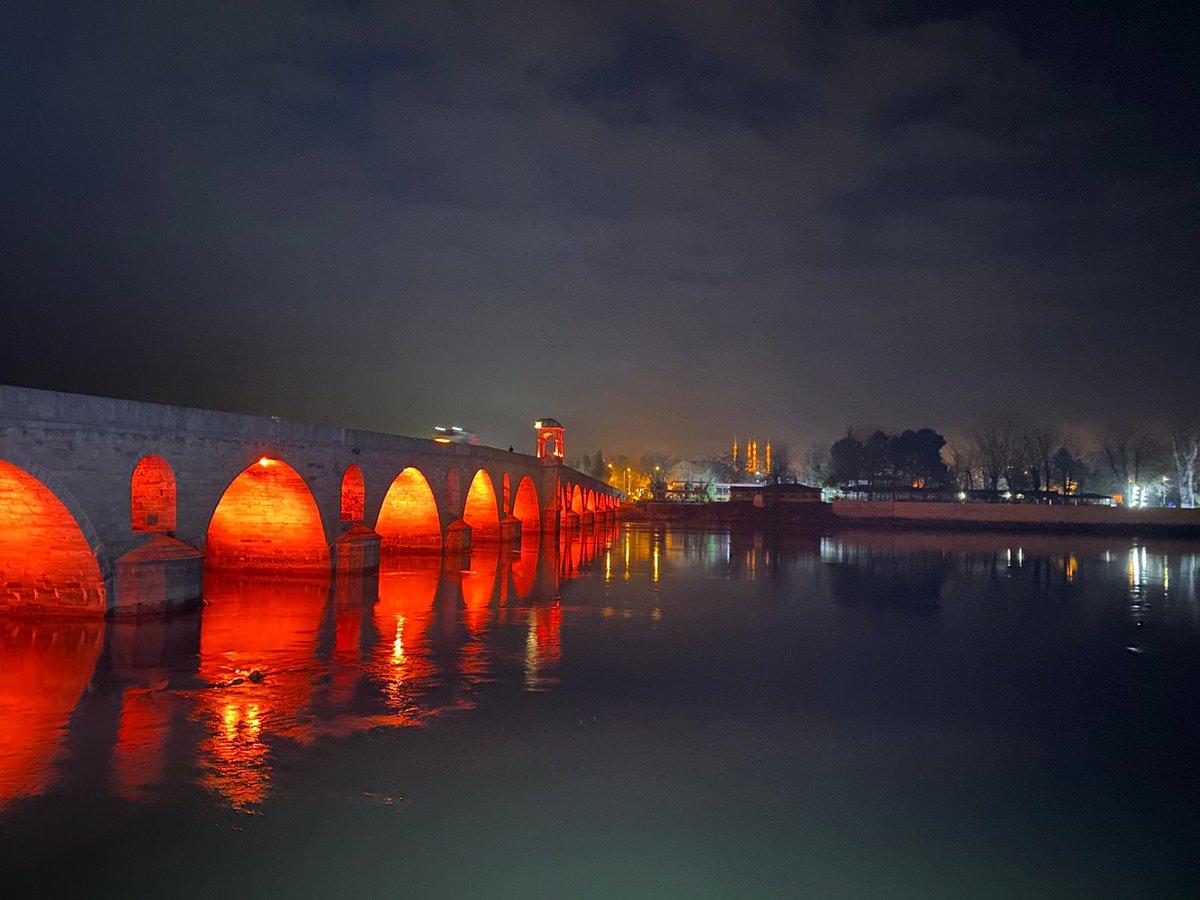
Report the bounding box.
[434,437,451,444]
[534,420,543,428]
[1003,491,1012,500]
[258,457,271,467]
[958,491,967,501]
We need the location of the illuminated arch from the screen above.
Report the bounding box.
[376,467,442,553]
[463,469,500,542]
[570,484,584,515]
[205,458,329,573]
[0,460,106,615]
[512,476,539,532]
[340,465,365,523]
[586,489,596,512]
[131,455,176,532]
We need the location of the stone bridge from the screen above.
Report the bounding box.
[0,385,619,617]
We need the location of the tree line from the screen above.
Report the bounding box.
[814,421,1199,507]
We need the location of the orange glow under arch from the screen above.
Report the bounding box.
[0,460,106,615]
[463,469,500,542]
[205,459,329,573]
[131,455,177,533]
[512,476,539,531]
[376,467,442,553]
[570,484,584,515]
[340,465,365,523]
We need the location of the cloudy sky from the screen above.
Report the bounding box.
[2,1,1197,454]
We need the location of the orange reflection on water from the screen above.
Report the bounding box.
[524,600,562,691]
[112,687,170,803]
[511,537,540,599]
[371,556,440,721]
[0,618,103,807]
[193,568,329,808]
[461,546,499,634]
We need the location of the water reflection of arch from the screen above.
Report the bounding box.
[371,555,441,720]
[460,545,500,637]
[511,535,541,599]
[0,617,104,807]
[195,568,330,807]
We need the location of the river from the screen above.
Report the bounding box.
[1,525,1198,896]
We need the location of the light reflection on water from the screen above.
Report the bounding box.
[2,525,1200,894]
[0,525,614,812]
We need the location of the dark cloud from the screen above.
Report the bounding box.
[2,0,1197,454]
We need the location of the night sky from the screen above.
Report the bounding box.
[2,1,1198,455]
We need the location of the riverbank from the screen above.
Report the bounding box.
[623,500,835,527]
[832,499,1200,537]
[621,499,1200,537]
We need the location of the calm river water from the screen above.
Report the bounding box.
[1,525,1198,897]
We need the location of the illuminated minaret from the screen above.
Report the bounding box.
[765,441,772,474]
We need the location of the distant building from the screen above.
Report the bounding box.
[729,483,822,507]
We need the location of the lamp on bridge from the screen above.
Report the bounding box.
[534,418,564,461]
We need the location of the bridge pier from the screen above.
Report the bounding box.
[444,520,472,555]
[500,514,522,545]
[333,524,381,576]
[112,535,203,617]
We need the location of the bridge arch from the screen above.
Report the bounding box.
[340,464,365,523]
[205,457,329,573]
[0,458,106,615]
[570,484,584,516]
[376,467,442,553]
[512,476,539,532]
[131,455,176,533]
[463,469,500,542]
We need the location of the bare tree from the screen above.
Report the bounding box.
[1022,425,1063,492]
[1099,425,1160,487]
[970,423,1018,491]
[944,441,979,490]
[1170,423,1199,508]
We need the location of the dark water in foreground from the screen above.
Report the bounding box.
[2,526,1199,897]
